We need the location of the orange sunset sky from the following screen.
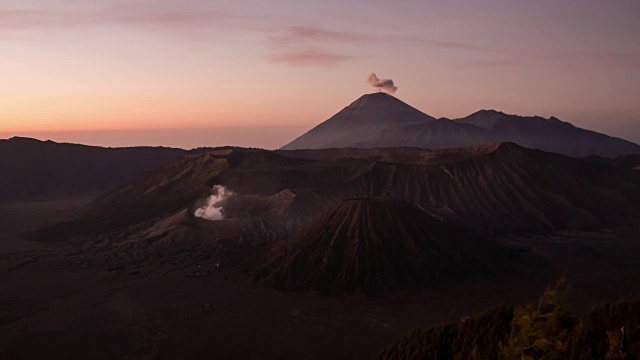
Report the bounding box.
[1,0,639,149]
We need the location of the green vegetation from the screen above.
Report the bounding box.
[378,281,640,359]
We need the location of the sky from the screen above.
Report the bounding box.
[1,0,639,149]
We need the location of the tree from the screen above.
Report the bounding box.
[502,279,575,360]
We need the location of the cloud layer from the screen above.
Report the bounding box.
[268,51,351,66]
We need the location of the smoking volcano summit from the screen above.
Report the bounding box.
[282,92,435,150]
[281,93,640,158]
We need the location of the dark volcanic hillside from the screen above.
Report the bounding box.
[587,154,640,170]
[281,94,640,158]
[308,143,640,234]
[38,143,640,246]
[33,150,232,241]
[32,148,371,243]
[0,137,189,200]
[246,198,507,294]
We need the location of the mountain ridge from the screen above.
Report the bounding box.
[281,94,640,157]
[36,142,640,246]
[0,137,255,201]
[0,137,190,200]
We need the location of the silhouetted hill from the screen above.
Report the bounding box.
[0,137,233,201]
[246,198,507,294]
[605,154,640,170]
[0,137,189,200]
[281,95,640,158]
[456,110,640,157]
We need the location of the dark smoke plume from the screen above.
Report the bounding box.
[366,73,397,93]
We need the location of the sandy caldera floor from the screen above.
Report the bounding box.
[1,199,640,360]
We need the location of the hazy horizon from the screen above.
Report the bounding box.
[0,124,309,149]
[2,94,640,149]
[2,1,639,147]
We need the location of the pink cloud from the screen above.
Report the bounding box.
[269,26,497,52]
[268,51,352,66]
[270,26,374,47]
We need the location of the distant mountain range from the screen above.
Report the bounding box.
[281,92,640,158]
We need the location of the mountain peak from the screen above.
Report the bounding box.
[353,91,397,103]
[6,136,44,143]
[468,109,507,117]
[343,92,418,114]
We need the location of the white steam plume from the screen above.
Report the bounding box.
[194,185,234,221]
[366,73,398,94]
